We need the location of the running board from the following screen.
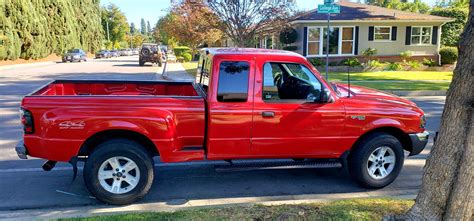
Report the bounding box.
[214,160,342,172]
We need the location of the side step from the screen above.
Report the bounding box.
[214,159,342,172]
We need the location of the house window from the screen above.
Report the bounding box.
[265,36,273,49]
[374,26,391,41]
[411,27,432,45]
[308,27,320,56]
[341,27,354,54]
[307,26,354,56]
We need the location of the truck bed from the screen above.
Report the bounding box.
[32,80,199,97]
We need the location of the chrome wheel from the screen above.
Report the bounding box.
[367,146,396,180]
[98,156,140,194]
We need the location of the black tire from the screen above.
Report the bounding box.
[84,139,154,205]
[348,132,404,188]
[158,61,162,67]
[139,59,145,66]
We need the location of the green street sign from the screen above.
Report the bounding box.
[324,0,334,4]
[317,4,340,14]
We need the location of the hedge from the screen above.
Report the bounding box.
[430,7,468,47]
[0,0,103,60]
[173,46,191,57]
[182,52,192,62]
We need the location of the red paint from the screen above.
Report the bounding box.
[20,48,425,163]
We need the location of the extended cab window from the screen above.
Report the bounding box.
[195,55,212,93]
[217,61,249,102]
[263,63,322,101]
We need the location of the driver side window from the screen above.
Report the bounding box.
[263,62,322,102]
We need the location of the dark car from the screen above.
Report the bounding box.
[139,43,163,66]
[95,50,111,59]
[62,49,87,62]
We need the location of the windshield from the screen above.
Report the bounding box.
[68,49,80,53]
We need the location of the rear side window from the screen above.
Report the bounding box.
[217,61,250,102]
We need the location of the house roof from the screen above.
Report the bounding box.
[293,1,452,22]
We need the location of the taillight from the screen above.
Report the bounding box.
[20,108,34,134]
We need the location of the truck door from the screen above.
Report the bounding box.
[251,61,346,158]
[206,58,255,160]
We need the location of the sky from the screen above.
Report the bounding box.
[100,0,439,28]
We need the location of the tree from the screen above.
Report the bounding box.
[391,2,474,220]
[101,4,129,48]
[431,7,469,46]
[0,0,103,60]
[366,0,431,14]
[147,21,152,35]
[207,0,293,47]
[163,1,223,52]
[140,18,147,35]
[130,22,136,34]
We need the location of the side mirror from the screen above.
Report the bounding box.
[321,88,332,103]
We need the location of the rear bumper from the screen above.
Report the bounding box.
[15,140,28,159]
[408,131,429,156]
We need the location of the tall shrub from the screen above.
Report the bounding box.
[0,0,103,60]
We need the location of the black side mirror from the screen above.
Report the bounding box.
[320,88,332,103]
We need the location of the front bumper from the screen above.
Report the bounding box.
[15,140,28,159]
[408,131,429,156]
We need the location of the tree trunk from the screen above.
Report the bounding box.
[395,1,474,220]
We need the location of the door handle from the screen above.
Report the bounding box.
[262,111,275,118]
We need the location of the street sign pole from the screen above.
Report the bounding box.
[318,1,339,81]
[326,13,330,81]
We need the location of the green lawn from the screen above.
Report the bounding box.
[182,61,198,76]
[59,198,414,221]
[328,71,453,81]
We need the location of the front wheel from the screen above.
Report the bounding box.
[348,133,404,188]
[84,139,154,205]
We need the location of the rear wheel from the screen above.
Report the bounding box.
[348,133,404,188]
[84,139,154,205]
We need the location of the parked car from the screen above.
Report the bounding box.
[15,48,429,205]
[118,49,128,56]
[95,50,111,59]
[109,50,120,58]
[62,49,87,62]
[132,49,139,55]
[139,43,163,66]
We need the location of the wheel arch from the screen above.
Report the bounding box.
[78,129,159,157]
[350,126,412,154]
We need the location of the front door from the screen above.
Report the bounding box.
[252,62,346,158]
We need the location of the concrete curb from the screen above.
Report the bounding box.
[0,61,57,71]
[388,90,447,96]
[0,190,418,220]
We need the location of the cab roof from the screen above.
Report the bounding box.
[201,47,305,58]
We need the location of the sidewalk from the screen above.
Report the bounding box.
[159,62,194,81]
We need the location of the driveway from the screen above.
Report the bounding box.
[0,56,445,218]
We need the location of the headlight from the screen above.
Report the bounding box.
[420,115,426,129]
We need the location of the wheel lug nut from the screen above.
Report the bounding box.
[116,178,120,180]
[112,173,116,176]
[123,176,126,178]
[122,170,125,173]
[116,168,119,171]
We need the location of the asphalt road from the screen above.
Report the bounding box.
[0,56,445,212]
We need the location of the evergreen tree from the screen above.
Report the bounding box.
[147,21,152,35]
[130,22,136,34]
[0,0,103,60]
[140,18,147,35]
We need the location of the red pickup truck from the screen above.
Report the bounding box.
[16,48,428,204]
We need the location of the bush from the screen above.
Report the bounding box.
[386,62,403,71]
[279,28,298,44]
[282,45,297,51]
[422,58,438,67]
[407,60,422,69]
[308,58,324,66]
[362,48,377,57]
[182,52,192,62]
[173,46,191,56]
[439,47,458,64]
[342,58,361,67]
[366,60,384,68]
[400,50,413,60]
